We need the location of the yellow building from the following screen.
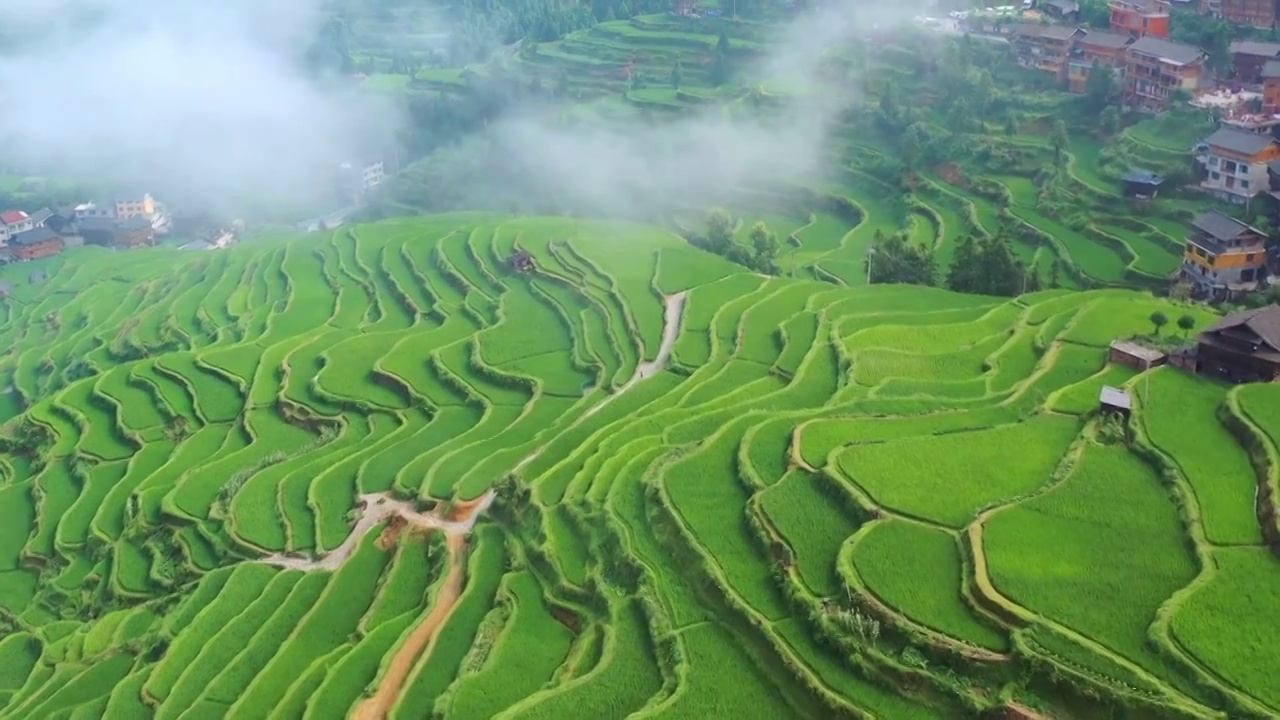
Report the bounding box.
[1182,211,1268,300]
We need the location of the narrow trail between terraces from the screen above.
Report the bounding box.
[350,529,469,720]
[512,290,687,474]
[258,490,495,571]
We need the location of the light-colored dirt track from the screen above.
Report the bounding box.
[258,490,494,571]
[350,531,468,720]
[585,290,686,418]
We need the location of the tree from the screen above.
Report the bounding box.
[1084,61,1114,112]
[1177,314,1197,336]
[1051,120,1069,166]
[748,222,780,275]
[710,50,727,86]
[1004,114,1018,136]
[1100,105,1120,136]
[717,30,731,56]
[867,232,937,286]
[671,60,682,90]
[1150,310,1169,335]
[706,208,734,255]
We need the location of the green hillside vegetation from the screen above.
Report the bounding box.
[0,211,1274,719]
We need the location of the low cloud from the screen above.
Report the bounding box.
[0,0,404,215]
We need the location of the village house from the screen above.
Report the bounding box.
[1181,211,1268,299]
[0,211,33,245]
[1230,40,1280,83]
[1262,60,1280,111]
[1041,0,1081,21]
[1012,24,1085,80]
[78,216,156,249]
[1125,36,1209,112]
[1109,339,1169,369]
[9,227,63,261]
[1122,170,1164,197]
[1068,30,1135,94]
[1219,0,1280,28]
[1197,126,1280,203]
[1196,304,1280,382]
[1109,0,1171,38]
[113,193,156,220]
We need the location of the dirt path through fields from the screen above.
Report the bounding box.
[350,531,468,720]
[585,290,686,418]
[258,490,494,571]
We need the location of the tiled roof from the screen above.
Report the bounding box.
[1229,40,1280,58]
[1204,126,1277,156]
[1078,30,1135,49]
[1191,211,1263,243]
[0,211,29,225]
[1203,305,1280,353]
[10,227,61,246]
[1129,36,1207,66]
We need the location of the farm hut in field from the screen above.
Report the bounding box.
[1122,171,1163,199]
[509,249,535,273]
[1108,340,1167,370]
[1099,385,1132,419]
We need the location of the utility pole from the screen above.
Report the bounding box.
[866,247,876,285]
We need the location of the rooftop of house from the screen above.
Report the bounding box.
[1110,0,1168,11]
[0,210,29,225]
[1128,36,1207,66]
[1202,304,1280,354]
[1078,30,1135,49]
[76,217,117,233]
[1265,59,1280,79]
[1230,40,1280,58]
[1099,385,1132,410]
[1203,126,1277,156]
[1045,0,1080,12]
[1109,340,1167,362]
[1191,211,1264,243]
[1018,23,1083,40]
[28,208,52,225]
[10,227,60,246]
[1122,170,1163,184]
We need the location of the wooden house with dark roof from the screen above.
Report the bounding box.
[1230,40,1280,84]
[1196,305,1280,382]
[1181,211,1268,299]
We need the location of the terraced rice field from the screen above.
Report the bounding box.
[0,213,1273,720]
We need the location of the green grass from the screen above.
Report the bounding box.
[760,470,859,596]
[837,415,1082,527]
[985,443,1200,691]
[1170,547,1280,711]
[850,519,1008,651]
[1141,369,1260,546]
[445,571,576,719]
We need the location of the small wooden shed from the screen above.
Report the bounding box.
[1108,340,1167,371]
[1099,385,1132,419]
[1122,171,1163,200]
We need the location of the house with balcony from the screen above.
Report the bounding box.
[1230,40,1280,84]
[1109,0,1170,38]
[1182,211,1268,299]
[1125,36,1209,112]
[1012,24,1085,81]
[1068,30,1135,93]
[1197,126,1280,203]
[1196,305,1280,382]
[1220,0,1280,28]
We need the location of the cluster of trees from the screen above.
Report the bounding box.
[864,229,1038,297]
[865,230,937,286]
[947,233,1040,296]
[696,209,781,274]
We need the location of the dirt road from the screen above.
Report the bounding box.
[258,490,494,571]
[349,531,468,720]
